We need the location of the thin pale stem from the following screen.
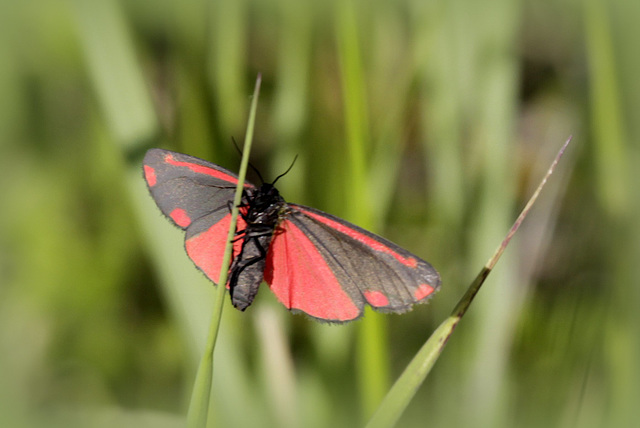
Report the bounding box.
[187,74,263,428]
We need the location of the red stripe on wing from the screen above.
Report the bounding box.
[414,283,435,300]
[294,207,419,268]
[144,165,157,187]
[170,208,192,228]
[363,290,390,307]
[164,153,241,185]
[264,219,361,322]
[185,214,245,286]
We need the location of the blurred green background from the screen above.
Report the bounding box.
[1,0,639,427]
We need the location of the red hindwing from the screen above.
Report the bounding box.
[264,204,440,322]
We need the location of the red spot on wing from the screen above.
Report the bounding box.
[144,165,157,187]
[170,208,192,228]
[297,208,418,268]
[414,283,435,300]
[364,290,389,307]
[265,220,361,321]
[185,214,245,285]
[164,153,239,184]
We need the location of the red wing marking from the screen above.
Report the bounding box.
[414,283,435,300]
[170,208,192,228]
[363,290,390,307]
[164,153,240,184]
[265,219,361,322]
[296,208,418,268]
[185,214,245,286]
[144,165,157,187]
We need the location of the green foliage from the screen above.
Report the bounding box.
[1,0,638,427]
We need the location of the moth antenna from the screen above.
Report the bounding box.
[272,155,299,185]
[231,136,265,184]
[231,136,243,156]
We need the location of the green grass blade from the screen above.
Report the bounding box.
[366,138,572,428]
[72,0,158,149]
[584,0,629,216]
[187,75,262,428]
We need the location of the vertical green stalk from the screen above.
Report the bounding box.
[414,0,466,228]
[584,1,634,425]
[187,75,262,428]
[584,0,629,216]
[208,0,248,138]
[335,0,389,419]
[461,1,520,426]
[72,0,157,148]
[616,0,640,424]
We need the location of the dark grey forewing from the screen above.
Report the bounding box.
[143,149,255,230]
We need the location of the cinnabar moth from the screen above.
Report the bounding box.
[143,149,440,322]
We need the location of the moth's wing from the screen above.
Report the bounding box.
[264,204,441,322]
